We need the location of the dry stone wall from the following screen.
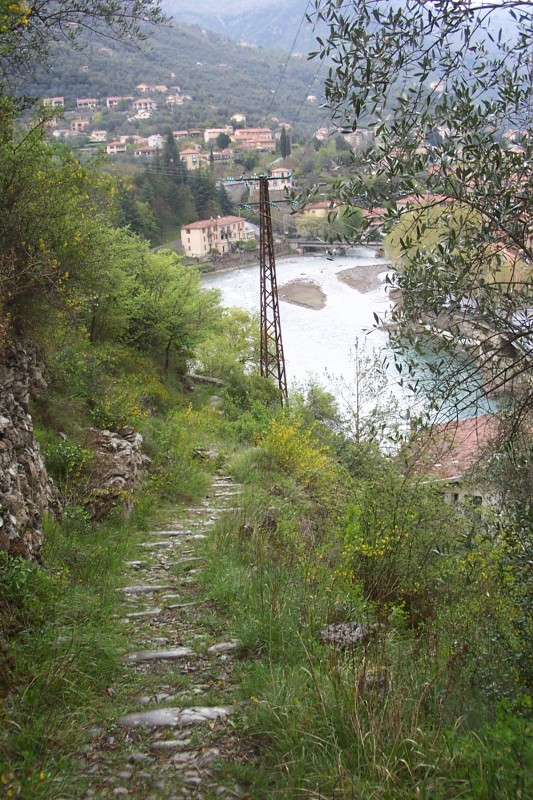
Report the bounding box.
[0,343,60,561]
[86,426,148,520]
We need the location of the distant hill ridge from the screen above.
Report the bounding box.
[162,0,320,52]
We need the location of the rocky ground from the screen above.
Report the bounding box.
[77,474,252,800]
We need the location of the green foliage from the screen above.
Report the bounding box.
[0,99,104,328]
[310,0,532,415]
[44,440,93,486]
[202,411,531,798]
[0,506,153,798]
[342,468,459,606]
[0,0,166,79]
[140,402,218,501]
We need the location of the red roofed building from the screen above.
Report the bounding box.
[411,414,499,506]
[181,216,245,257]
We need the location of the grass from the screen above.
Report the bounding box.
[201,449,533,800]
[0,492,172,798]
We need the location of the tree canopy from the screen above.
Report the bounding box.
[0,0,166,79]
[309,0,532,419]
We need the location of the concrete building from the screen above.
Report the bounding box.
[181,216,246,258]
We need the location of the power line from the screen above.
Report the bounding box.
[261,0,314,126]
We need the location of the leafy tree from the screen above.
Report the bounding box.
[0,0,166,79]
[216,132,231,150]
[189,169,220,219]
[0,99,106,334]
[310,0,533,417]
[114,178,159,242]
[127,248,220,373]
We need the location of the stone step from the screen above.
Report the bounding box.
[123,646,195,664]
[120,584,174,594]
[139,541,174,548]
[115,706,233,729]
[124,608,162,619]
[207,640,241,655]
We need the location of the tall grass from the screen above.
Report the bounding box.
[203,425,533,799]
[0,499,155,799]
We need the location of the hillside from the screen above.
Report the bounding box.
[14,22,328,134]
[162,0,324,52]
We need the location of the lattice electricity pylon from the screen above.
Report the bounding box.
[259,175,288,399]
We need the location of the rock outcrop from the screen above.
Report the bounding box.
[0,343,60,561]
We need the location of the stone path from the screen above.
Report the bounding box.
[79,474,249,800]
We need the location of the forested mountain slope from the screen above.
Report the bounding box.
[13,22,326,133]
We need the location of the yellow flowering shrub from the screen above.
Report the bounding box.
[342,470,461,608]
[259,415,345,506]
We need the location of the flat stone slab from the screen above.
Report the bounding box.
[121,585,174,594]
[150,738,192,751]
[124,608,162,619]
[123,647,195,663]
[153,530,193,537]
[207,640,241,655]
[116,706,233,729]
[139,541,174,548]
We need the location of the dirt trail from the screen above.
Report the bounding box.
[78,475,249,800]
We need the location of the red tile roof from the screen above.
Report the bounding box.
[185,216,243,230]
[411,415,499,481]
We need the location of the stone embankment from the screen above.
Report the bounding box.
[0,343,60,560]
[78,474,249,800]
[87,426,149,520]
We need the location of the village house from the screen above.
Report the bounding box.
[180,147,207,171]
[181,216,246,258]
[106,96,133,109]
[166,94,192,106]
[132,98,157,112]
[314,127,332,142]
[300,200,336,219]
[77,97,98,109]
[231,113,246,125]
[118,135,146,144]
[232,128,275,151]
[52,128,74,139]
[134,146,159,158]
[173,130,190,139]
[105,141,127,155]
[71,119,89,133]
[411,415,499,508]
[42,96,64,108]
[89,130,107,142]
[269,168,293,191]
[147,134,164,148]
[204,126,233,144]
[211,148,234,162]
[129,109,152,121]
[136,83,168,93]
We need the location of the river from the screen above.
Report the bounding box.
[202,248,494,422]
